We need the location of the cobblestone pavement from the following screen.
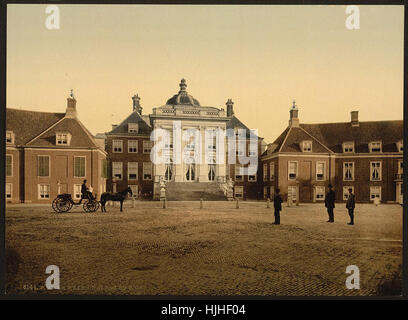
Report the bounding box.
[6,201,402,296]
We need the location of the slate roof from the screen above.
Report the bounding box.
[268,120,403,154]
[6,108,65,145]
[226,115,261,139]
[107,111,152,135]
[27,117,99,148]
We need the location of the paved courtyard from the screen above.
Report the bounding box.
[5,201,403,296]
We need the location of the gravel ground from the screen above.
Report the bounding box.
[5,201,402,296]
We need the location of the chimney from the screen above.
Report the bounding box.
[351,111,359,127]
[112,124,118,130]
[65,89,77,118]
[289,100,299,127]
[132,94,142,114]
[226,99,234,117]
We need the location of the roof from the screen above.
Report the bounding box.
[6,108,65,145]
[268,120,403,154]
[107,111,152,135]
[27,117,99,148]
[165,79,201,107]
[227,115,261,139]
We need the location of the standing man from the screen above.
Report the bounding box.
[346,188,356,225]
[325,184,336,223]
[273,188,283,225]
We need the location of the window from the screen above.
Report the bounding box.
[56,132,71,145]
[74,184,82,200]
[112,162,123,180]
[263,163,268,181]
[263,186,268,199]
[6,155,12,177]
[316,162,325,181]
[369,141,382,153]
[301,141,312,152]
[234,186,243,199]
[128,140,138,153]
[343,162,354,181]
[235,164,243,181]
[270,162,275,181]
[396,140,403,152]
[288,186,297,203]
[74,157,86,177]
[38,184,50,199]
[248,168,256,182]
[6,131,15,144]
[112,140,123,153]
[129,185,138,198]
[128,162,138,180]
[38,156,50,177]
[343,142,354,153]
[370,161,381,181]
[370,186,381,201]
[288,161,297,180]
[5,183,12,199]
[343,186,355,201]
[143,162,152,180]
[143,140,153,154]
[315,186,325,201]
[128,123,139,133]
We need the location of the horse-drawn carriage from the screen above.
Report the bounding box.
[52,193,100,213]
[51,187,133,213]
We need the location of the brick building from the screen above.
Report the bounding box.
[104,79,263,200]
[5,92,107,203]
[261,102,403,204]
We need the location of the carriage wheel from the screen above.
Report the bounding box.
[83,200,99,213]
[52,197,73,213]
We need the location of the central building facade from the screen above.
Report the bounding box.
[105,79,264,200]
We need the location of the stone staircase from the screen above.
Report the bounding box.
[165,182,228,201]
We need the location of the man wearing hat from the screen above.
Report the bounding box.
[273,188,283,225]
[325,184,336,222]
[346,188,356,225]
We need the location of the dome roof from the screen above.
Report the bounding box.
[166,79,201,107]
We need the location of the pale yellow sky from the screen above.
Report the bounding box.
[7,5,404,142]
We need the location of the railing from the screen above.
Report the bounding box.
[153,108,226,117]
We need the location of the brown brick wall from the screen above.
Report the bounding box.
[22,148,106,203]
[106,135,153,196]
[5,148,21,203]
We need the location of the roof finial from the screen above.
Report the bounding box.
[69,89,75,99]
[179,78,187,93]
[292,100,296,109]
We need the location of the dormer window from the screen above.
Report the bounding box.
[56,132,71,145]
[343,142,354,153]
[301,141,312,152]
[369,141,382,153]
[396,140,403,152]
[128,123,139,133]
[6,131,15,144]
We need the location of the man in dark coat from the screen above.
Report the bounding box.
[273,188,283,225]
[325,184,336,223]
[79,179,92,203]
[346,188,356,225]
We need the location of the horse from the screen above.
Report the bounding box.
[100,187,133,212]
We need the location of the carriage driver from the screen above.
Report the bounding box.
[79,179,94,203]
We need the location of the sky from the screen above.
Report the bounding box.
[6,5,404,143]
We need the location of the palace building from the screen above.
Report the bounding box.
[261,102,403,204]
[105,79,264,200]
[5,92,107,203]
